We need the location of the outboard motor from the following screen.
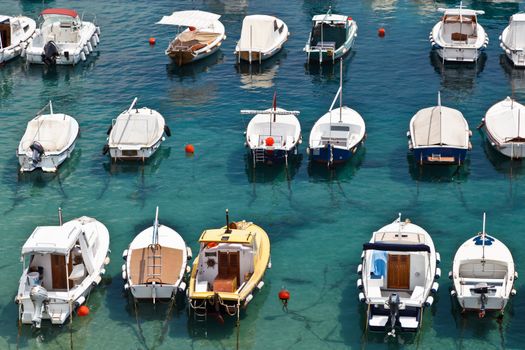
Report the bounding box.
[387,293,401,337]
[29,141,44,165]
[472,282,491,318]
[30,285,48,328]
[41,41,60,66]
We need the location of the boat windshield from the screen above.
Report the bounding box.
[310,22,346,49]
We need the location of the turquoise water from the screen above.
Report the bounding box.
[1,0,525,348]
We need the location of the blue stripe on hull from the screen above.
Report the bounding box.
[412,147,468,165]
[309,145,356,163]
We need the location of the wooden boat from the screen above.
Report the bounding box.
[122,207,191,303]
[429,2,488,62]
[450,213,517,317]
[188,210,270,322]
[408,92,471,165]
[17,101,79,172]
[15,209,110,328]
[500,13,525,67]
[242,93,301,167]
[103,97,171,161]
[357,214,440,336]
[157,10,226,66]
[0,15,36,64]
[304,7,357,64]
[235,15,289,63]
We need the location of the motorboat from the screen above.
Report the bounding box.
[157,10,226,66]
[17,101,79,172]
[0,15,36,64]
[481,96,525,159]
[450,213,517,317]
[103,97,171,161]
[429,2,488,62]
[500,13,525,67]
[122,207,191,303]
[308,61,365,166]
[242,93,301,167]
[188,210,271,322]
[304,7,357,64]
[235,15,289,63]
[357,214,440,336]
[408,92,471,165]
[15,209,110,328]
[26,8,100,65]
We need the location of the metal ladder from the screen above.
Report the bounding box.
[191,299,208,322]
[147,244,162,280]
[253,148,265,167]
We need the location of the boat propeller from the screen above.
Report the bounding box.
[41,41,60,66]
[29,141,44,165]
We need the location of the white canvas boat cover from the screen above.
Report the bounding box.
[238,15,284,52]
[109,109,163,147]
[485,97,525,142]
[22,225,81,255]
[176,31,220,44]
[20,115,73,152]
[506,14,525,49]
[438,8,484,16]
[157,10,220,29]
[411,106,468,148]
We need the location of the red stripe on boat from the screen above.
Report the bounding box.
[41,8,79,18]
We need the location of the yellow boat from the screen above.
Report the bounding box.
[188,210,271,321]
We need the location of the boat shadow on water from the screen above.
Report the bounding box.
[407,154,470,183]
[165,51,225,80]
[481,136,525,178]
[307,146,365,182]
[102,147,171,175]
[500,54,525,95]
[304,50,356,78]
[23,51,100,81]
[244,153,302,184]
[235,52,285,90]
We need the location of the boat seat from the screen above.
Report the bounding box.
[368,286,382,298]
[369,315,388,327]
[451,32,468,42]
[399,316,419,329]
[68,264,85,283]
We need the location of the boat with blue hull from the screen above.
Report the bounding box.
[408,92,471,165]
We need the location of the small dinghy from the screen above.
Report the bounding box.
[0,15,36,64]
[188,210,271,322]
[122,207,191,303]
[242,93,301,167]
[450,213,517,317]
[308,61,365,166]
[481,96,525,159]
[408,92,471,165]
[235,15,289,64]
[15,209,110,328]
[429,2,488,63]
[104,97,171,161]
[26,8,100,65]
[17,101,79,173]
[304,7,357,64]
[500,13,525,67]
[357,214,440,336]
[157,10,226,66]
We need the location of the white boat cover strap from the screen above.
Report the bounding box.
[239,15,284,51]
[157,10,220,28]
[109,113,162,147]
[20,117,72,152]
[412,106,467,147]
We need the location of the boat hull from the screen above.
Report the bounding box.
[305,23,357,64]
[412,146,468,165]
[249,146,298,166]
[456,295,509,312]
[485,129,525,159]
[368,305,422,333]
[308,142,361,164]
[109,138,163,161]
[167,44,220,66]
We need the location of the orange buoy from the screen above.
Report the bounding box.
[378,28,386,37]
[148,37,156,45]
[265,137,275,146]
[77,305,90,317]
[347,17,353,21]
[185,144,195,154]
[278,288,290,310]
[189,26,196,31]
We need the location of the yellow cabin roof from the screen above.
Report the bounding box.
[199,227,254,244]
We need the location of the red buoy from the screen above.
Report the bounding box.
[347,17,353,21]
[265,137,275,146]
[148,37,156,45]
[278,289,290,310]
[189,26,196,31]
[185,144,195,154]
[77,305,90,317]
[378,28,386,37]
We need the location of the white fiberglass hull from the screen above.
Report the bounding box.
[18,140,77,172]
[109,138,163,161]
[0,16,36,64]
[430,22,488,63]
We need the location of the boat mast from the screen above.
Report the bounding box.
[270,91,277,135]
[481,212,486,264]
[152,206,159,246]
[339,59,343,123]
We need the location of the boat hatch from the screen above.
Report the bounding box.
[331,125,350,132]
[199,229,254,244]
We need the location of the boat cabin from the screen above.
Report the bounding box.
[37,9,82,45]
[0,16,12,49]
[441,9,481,43]
[195,227,257,294]
[0,16,32,49]
[309,15,349,52]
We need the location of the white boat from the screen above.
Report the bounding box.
[235,15,289,63]
[15,210,110,328]
[304,8,357,64]
[358,214,440,336]
[157,10,226,66]
[104,97,171,161]
[241,93,301,167]
[408,92,471,165]
[26,8,100,65]
[122,207,191,303]
[308,61,365,166]
[482,96,525,159]
[500,13,525,67]
[429,2,488,62]
[17,101,79,173]
[450,213,517,317]
[0,15,36,64]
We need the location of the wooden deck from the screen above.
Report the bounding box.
[129,245,183,285]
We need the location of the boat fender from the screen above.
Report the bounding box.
[122,270,127,280]
[511,288,517,296]
[100,268,106,275]
[164,125,171,137]
[306,147,310,155]
[431,282,439,293]
[83,45,89,55]
[102,144,110,155]
[96,27,101,35]
[436,252,441,264]
[506,49,511,55]
[357,264,362,275]
[245,294,254,306]
[104,256,110,265]
[448,271,453,280]
[21,48,26,58]
[435,268,441,280]
[450,289,457,297]
[80,51,86,62]
[178,281,187,292]
[186,246,192,260]
[75,296,86,307]
[186,265,191,274]
[257,281,265,290]
[124,283,130,291]
[91,36,97,48]
[514,271,518,280]
[122,249,128,260]
[500,43,504,49]
[406,131,411,138]
[358,292,365,303]
[87,42,93,53]
[92,275,102,286]
[121,264,126,272]
[424,296,434,307]
[95,33,100,45]
[357,278,363,290]
[408,140,413,150]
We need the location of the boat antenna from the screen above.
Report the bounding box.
[58,207,63,226]
[481,212,486,263]
[152,206,159,246]
[397,213,402,240]
[459,1,463,37]
[339,59,343,123]
[49,100,54,115]
[225,209,231,233]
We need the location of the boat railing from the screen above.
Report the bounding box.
[80,12,98,26]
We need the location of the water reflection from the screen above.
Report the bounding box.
[165,51,224,80]
[244,153,302,183]
[407,155,470,183]
[500,54,525,96]
[102,147,171,175]
[236,54,284,90]
[305,54,352,81]
[307,147,365,182]
[481,134,525,178]
[369,0,398,13]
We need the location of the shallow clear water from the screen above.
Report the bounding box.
[1,0,525,349]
